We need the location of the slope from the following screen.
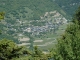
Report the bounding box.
[54,0,80,16]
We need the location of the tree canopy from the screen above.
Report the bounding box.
[0,39,22,60]
[52,7,80,60]
[0,12,5,21]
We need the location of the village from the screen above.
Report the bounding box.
[2,10,68,47]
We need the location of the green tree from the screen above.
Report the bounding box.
[29,46,48,60]
[52,7,80,60]
[0,39,22,60]
[0,12,5,21]
[33,46,42,57]
[0,12,5,35]
[73,7,80,24]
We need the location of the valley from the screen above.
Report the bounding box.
[1,10,68,50]
[0,0,80,60]
[0,0,80,50]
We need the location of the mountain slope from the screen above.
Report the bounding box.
[0,0,69,20]
[0,0,71,49]
[54,0,80,16]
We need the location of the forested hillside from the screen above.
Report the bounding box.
[0,0,80,60]
[0,0,69,49]
[0,4,80,60]
[0,0,69,20]
[52,7,80,60]
[0,0,80,50]
[55,0,80,16]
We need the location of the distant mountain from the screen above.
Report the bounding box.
[54,0,80,16]
[0,0,70,20]
[0,0,80,19]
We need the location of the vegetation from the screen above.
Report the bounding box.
[0,0,80,60]
[0,39,33,60]
[55,0,80,16]
[0,0,70,20]
[51,7,80,60]
[0,12,5,21]
[0,12,4,35]
[0,39,22,60]
[0,39,49,60]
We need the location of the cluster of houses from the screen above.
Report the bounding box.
[1,10,68,47]
[23,22,57,35]
[4,10,68,36]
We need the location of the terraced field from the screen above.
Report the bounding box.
[17,22,67,50]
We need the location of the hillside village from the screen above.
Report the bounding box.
[5,10,67,34]
[1,10,68,48]
[0,0,80,60]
